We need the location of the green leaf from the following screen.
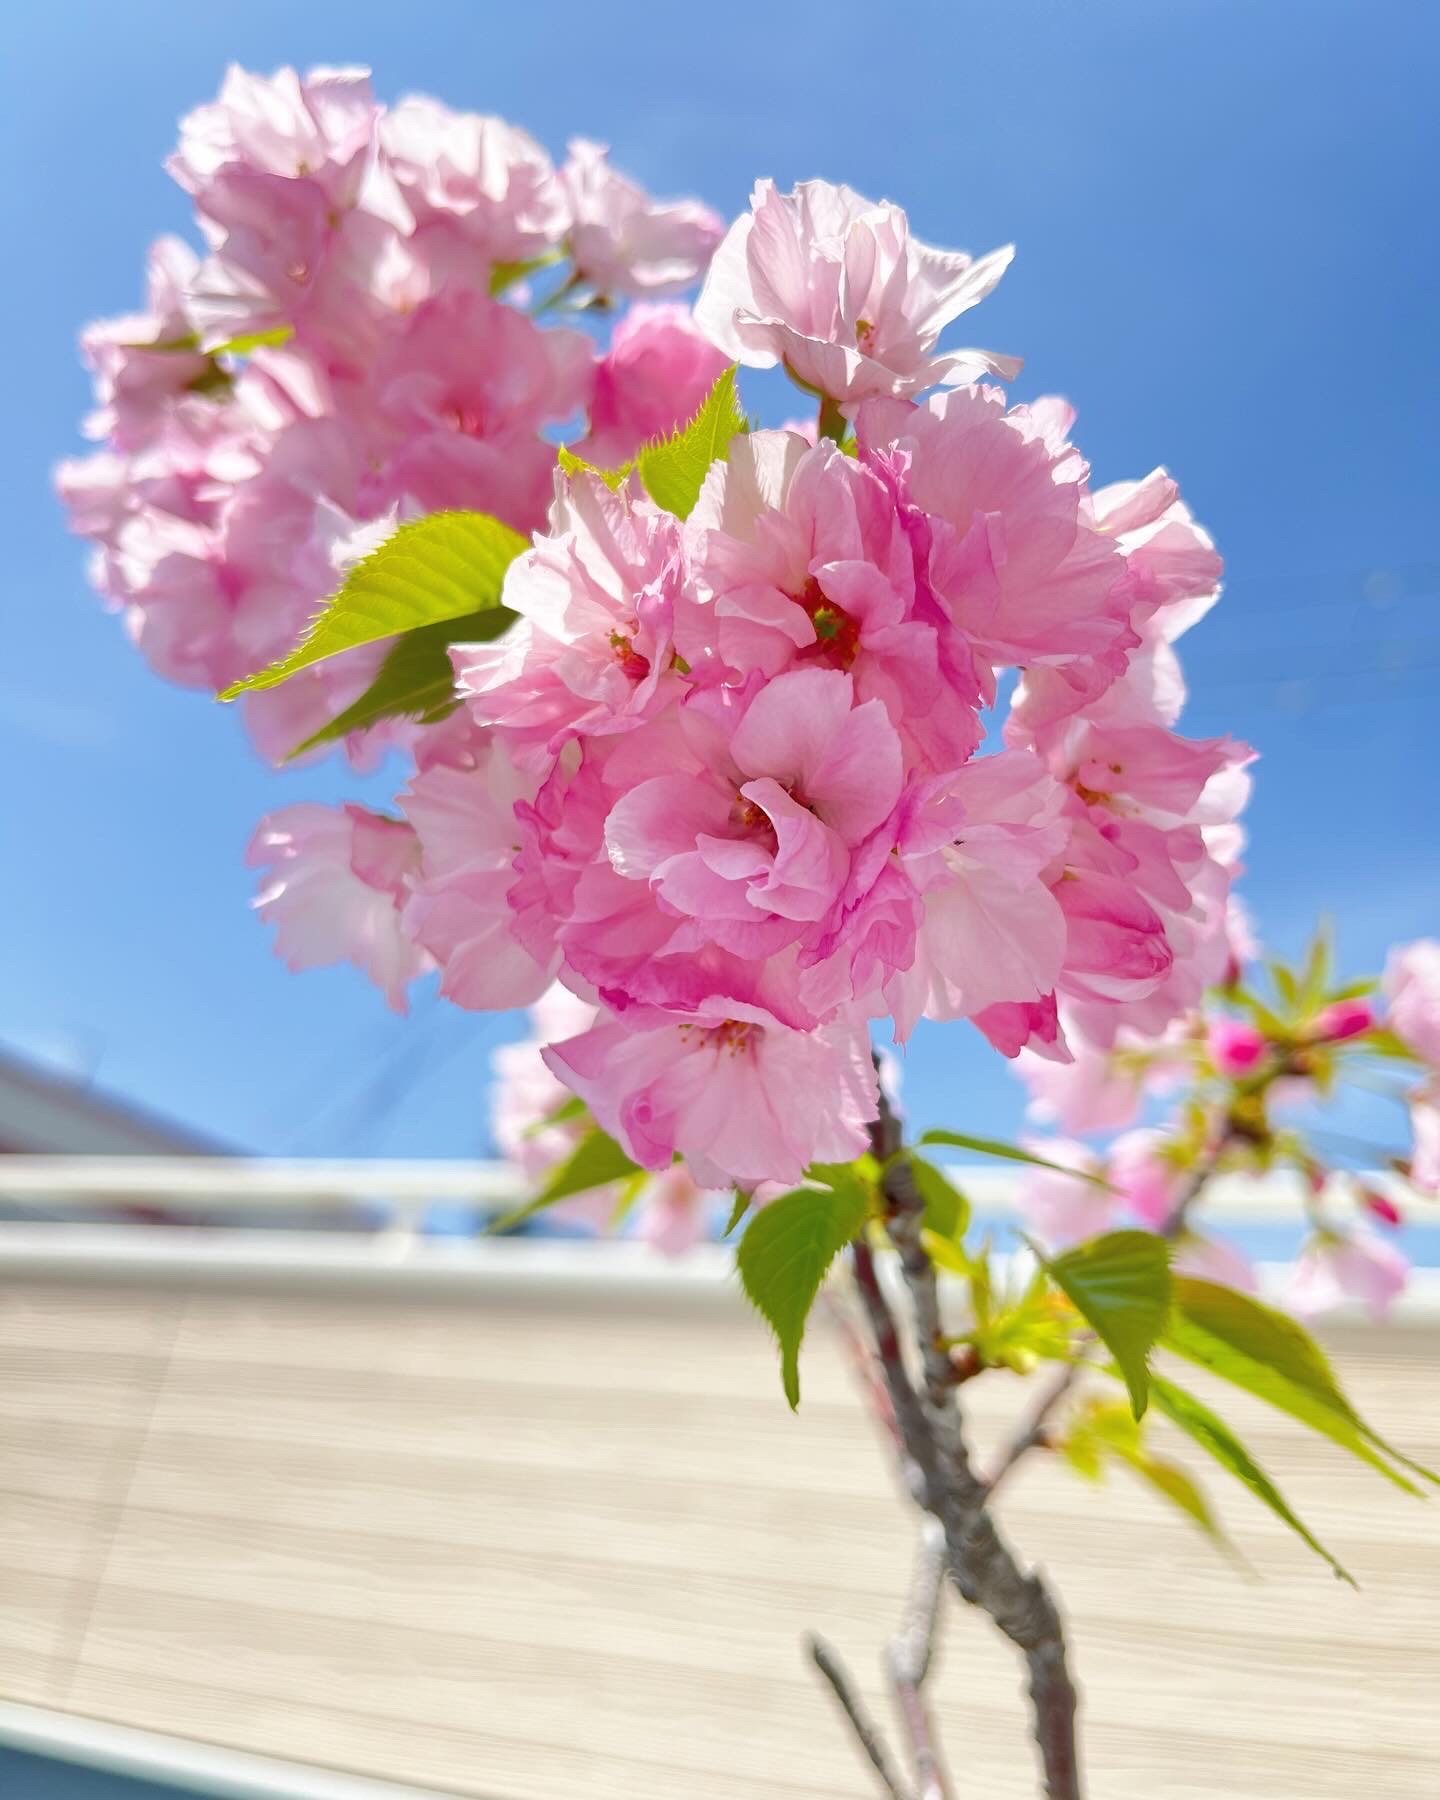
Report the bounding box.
[906,1154,969,1241]
[918,1130,1108,1186]
[723,1192,751,1238]
[1165,1278,1433,1492]
[489,251,563,297]
[287,603,517,756]
[1268,959,1300,1012]
[1068,1398,1240,1561]
[219,510,526,700]
[526,1094,589,1136]
[209,325,296,355]
[557,443,632,491]
[1038,1231,1172,1419]
[634,365,745,518]
[737,1172,869,1408]
[554,369,747,517]
[1146,1373,1355,1584]
[493,1127,641,1232]
[1298,923,1332,1014]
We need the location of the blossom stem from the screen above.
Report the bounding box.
[817,394,848,443]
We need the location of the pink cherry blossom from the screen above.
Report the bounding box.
[248,802,427,1009]
[885,751,1069,1038]
[1171,1232,1257,1292]
[1019,1023,1188,1135]
[860,387,1135,712]
[573,303,731,469]
[1288,1228,1409,1320]
[1014,1140,1119,1250]
[399,732,559,1010]
[368,290,594,527]
[561,139,723,297]
[543,1001,877,1190]
[453,469,684,756]
[696,180,1016,404]
[681,429,983,772]
[1105,1128,1187,1229]
[379,97,567,273]
[1406,1080,1440,1194]
[1383,939,1440,1066]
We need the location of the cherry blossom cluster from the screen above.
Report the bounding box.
[64,71,1253,1195]
[58,63,727,763]
[1011,934,1440,1317]
[364,193,1246,1189]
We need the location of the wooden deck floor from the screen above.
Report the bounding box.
[1,1267,1436,1798]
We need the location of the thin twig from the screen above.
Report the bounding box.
[985,1363,1081,1497]
[808,1633,913,1800]
[887,1517,952,1800]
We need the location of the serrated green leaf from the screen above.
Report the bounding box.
[737,1173,869,1408]
[634,365,745,518]
[492,1126,641,1232]
[210,325,296,355]
[220,511,527,700]
[288,603,517,756]
[1039,1231,1171,1419]
[1146,1373,1355,1584]
[557,443,632,491]
[906,1154,968,1241]
[1166,1278,1433,1492]
[918,1130,1108,1186]
[723,1192,751,1238]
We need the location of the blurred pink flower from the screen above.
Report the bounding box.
[1288,1228,1409,1320]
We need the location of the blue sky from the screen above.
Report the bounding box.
[3,0,1436,1157]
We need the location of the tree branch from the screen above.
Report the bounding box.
[846,1080,1083,1800]
[887,1517,952,1800]
[808,1633,913,1800]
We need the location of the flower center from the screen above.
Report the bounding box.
[608,629,651,682]
[793,576,861,669]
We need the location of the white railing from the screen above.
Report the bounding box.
[0,1154,1434,1320]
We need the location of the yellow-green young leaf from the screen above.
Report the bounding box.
[1166,1278,1434,1491]
[209,325,296,355]
[557,443,632,491]
[1039,1231,1171,1418]
[489,250,563,296]
[287,604,517,757]
[906,1154,969,1240]
[219,511,527,699]
[919,1129,1108,1186]
[1064,1398,1238,1560]
[737,1173,869,1408]
[1146,1373,1355,1585]
[634,365,745,518]
[492,1127,641,1232]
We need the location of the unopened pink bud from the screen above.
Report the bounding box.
[1360,1188,1403,1228]
[1207,1017,1267,1077]
[1313,998,1376,1043]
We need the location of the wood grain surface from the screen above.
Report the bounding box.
[1,1277,1435,1798]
